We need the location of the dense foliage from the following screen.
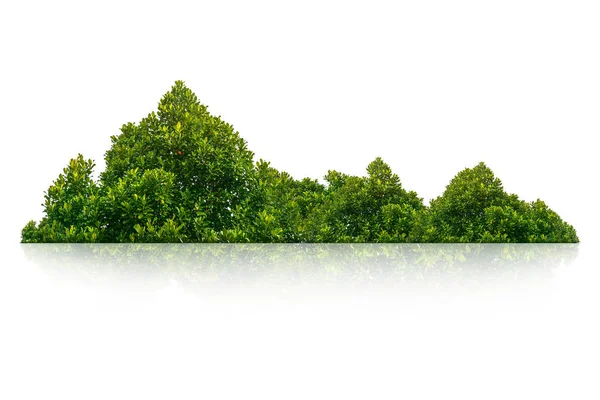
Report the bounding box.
[22,81,578,243]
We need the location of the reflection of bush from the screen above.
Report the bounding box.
[22,243,579,291]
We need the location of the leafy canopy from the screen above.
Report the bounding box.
[21,82,578,243]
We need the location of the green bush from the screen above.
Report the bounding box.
[21,82,578,243]
[304,157,424,243]
[411,163,578,243]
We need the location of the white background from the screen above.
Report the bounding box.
[1,1,599,399]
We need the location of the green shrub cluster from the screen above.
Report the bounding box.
[22,81,578,243]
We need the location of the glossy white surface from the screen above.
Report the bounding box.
[1,243,598,399]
